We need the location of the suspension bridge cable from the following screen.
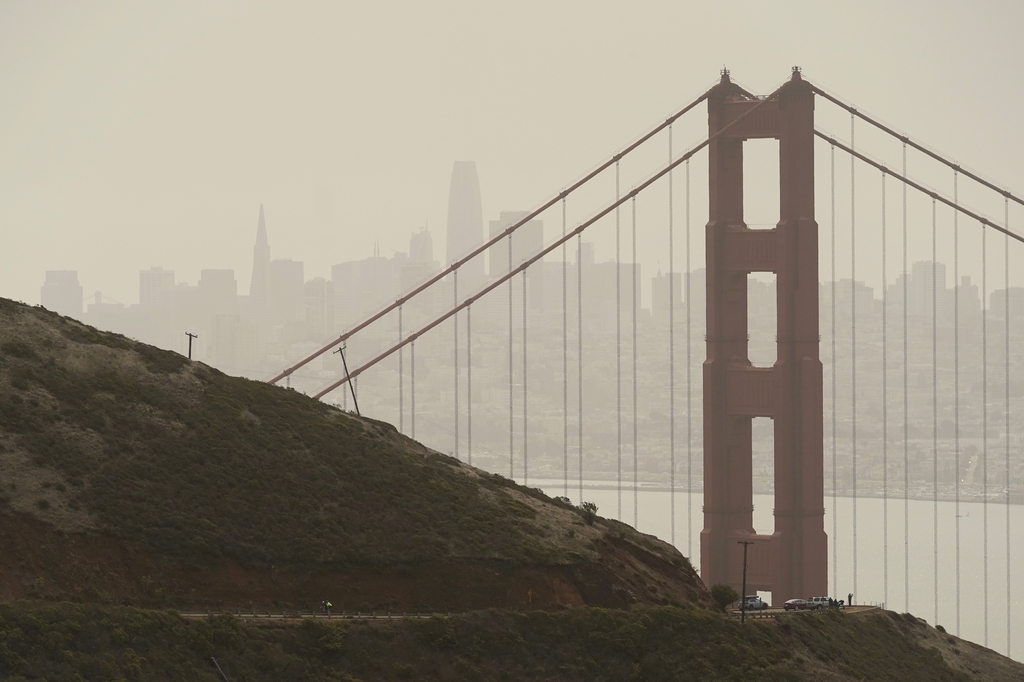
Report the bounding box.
[565,195,573,493]
[686,157,692,558]
[851,111,858,602]
[454,271,459,460]
[882,169,889,606]
[1005,195,1011,658]
[523,271,528,486]
[807,82,1024,210]
[669,124,676,547]
[313,91,785,400]
[467,305,472,467]
[954,169,961,635]
[932,197,938,627]
[813,133,1022,245]
[509,234,514,480]
[903,142,910,614]
[563,196,568,497]
[982,219,988,647]
[831,141,838,599]
[617,160,622,520]
[269,90,714,386]
[399,306,403,433]
[411,339,416,440]
[578,231,584,505]
[632,194,639,528]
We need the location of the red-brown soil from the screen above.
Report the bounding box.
[0,509,716,613]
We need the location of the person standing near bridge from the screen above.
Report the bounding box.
[848,593,853,607]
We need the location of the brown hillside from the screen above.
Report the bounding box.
[0,298,713,612]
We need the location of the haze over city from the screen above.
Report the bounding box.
[3,0,1024,672]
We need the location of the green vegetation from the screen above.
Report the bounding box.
[0,300,582,571]
[0,601,987,682]
[710,584,739,611]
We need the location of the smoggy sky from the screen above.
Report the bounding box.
[2,1,1022,306]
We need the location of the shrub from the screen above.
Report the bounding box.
[710,584,739,611]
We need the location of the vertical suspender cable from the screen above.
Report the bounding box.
[563,197,569,497]
[578,232,584,504]
[509,234,514,479]
[903,142,910,613]
[831,142,838,598]
[851,112,858,601]
[467,305,473,467]
[1005,195,1011,658]
[632,194,639,528]
[686,157,693,558]
[523,271,528,486]
[617,161,623,519]
[411,339,416,440]
[932,197,939,627]
[882,170,888,606]
[982,219,988,647]
[669,124,676,547]
[454,272,459,459]
[399,306,404,433]
[954,170,961,635]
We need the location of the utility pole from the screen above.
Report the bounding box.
[185,332,198,360]
[334,344,360,416]
[738,540,754,623]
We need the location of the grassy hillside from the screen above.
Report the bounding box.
[2,601,1021,682]
[0,298,708,610]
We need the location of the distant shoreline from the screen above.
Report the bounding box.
[524,477,1024,506]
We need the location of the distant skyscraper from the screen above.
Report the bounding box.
[139,267,175,307]
[40,270,83,318]
[445,161,484,282]
[250,204,270,309]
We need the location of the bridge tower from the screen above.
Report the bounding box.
[701,68,827,604]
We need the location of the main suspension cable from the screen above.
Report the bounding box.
[270,89,714,386]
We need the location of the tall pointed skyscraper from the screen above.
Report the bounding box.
[249,204,270,310]
[445,161,484,282]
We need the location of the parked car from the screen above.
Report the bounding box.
[807,596,832,610]
[784,598,810,611]
[740,595,768,611]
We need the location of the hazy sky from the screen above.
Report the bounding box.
[2,1,1023,306]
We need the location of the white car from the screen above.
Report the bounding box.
[740,596,768,611]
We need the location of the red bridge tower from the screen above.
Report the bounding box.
[701,68,827,604]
